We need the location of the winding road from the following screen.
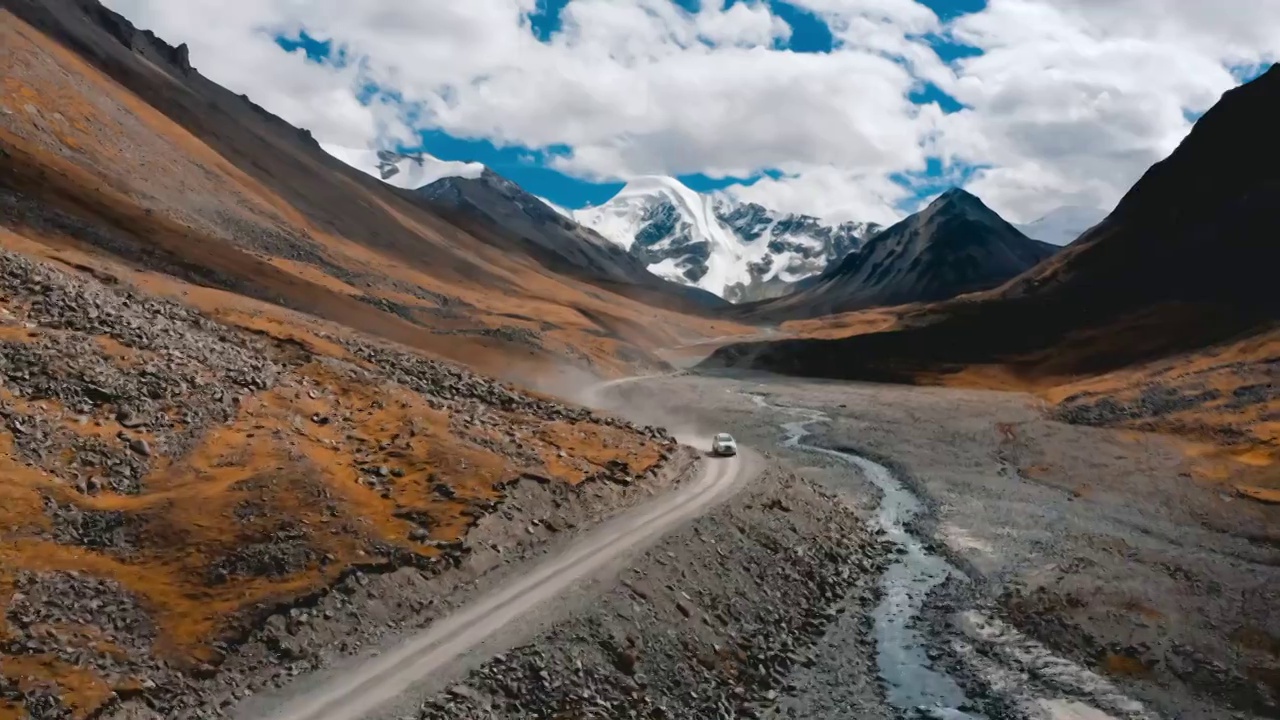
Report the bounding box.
[247,398,761,720]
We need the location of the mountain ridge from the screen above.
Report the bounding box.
[410,169,729,312]
[747,187,1058,318]
[573,175,881,303]
[0,2,759,717]
[701,66,1280,475]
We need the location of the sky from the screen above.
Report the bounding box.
[105,0,1278,225]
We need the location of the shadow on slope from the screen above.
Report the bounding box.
[1,0,745,383]
[703,64,1280,484]
[744,188,1058,320]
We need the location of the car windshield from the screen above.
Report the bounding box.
[715,434,733,442]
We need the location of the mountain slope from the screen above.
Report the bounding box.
[1015,205,1108,246]
[573,176,879,302]
[0,4,752,715]
[412,169,727,312]
[709,65,1280,377]
[716,198,879,300]
[753,188,1057,318]
[703,65,1280,493]
[574,176,752,298]
[1,0,745,379]
[416,168,645,285]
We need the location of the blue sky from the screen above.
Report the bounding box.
[279,0,991,211]
[118,0,1279,223]
[237,0,1278,225]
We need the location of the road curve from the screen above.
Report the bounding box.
[248,425,758,720]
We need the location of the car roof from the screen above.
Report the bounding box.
[715,433,733,440]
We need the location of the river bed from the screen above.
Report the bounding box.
[750,394,984,719]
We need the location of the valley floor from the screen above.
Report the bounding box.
[105,369,1279,720]
[393,372,1277,720]
[624,373,1278,719]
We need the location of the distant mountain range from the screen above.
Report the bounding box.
[750,188,1059,318]
[1015,205,1107,246]
[410,167,728,311]
[705,64,1280,386]
[331,154,1099,311]
[572,176,881,303]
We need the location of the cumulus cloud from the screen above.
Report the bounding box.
[103,0,1280,224]
[935,0,1280,220]
[103,0,936,220]
[721,167,914,226]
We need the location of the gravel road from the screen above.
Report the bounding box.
[232,376,762,720]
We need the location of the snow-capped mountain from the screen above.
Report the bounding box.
[411,168,730,310]
[320,145,484,189]
[573,176,880,303]
[321,152,878,303]
[1016,205,1108,246]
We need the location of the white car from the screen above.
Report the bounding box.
[711,432,738,457]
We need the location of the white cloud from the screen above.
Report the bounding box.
[785,0,946,80]
[933,0,1280,221]
[721,167,913,226]
[104,0,936,222]
[103,0,414,147]
[102,0,1280,225]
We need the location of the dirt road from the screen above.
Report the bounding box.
[244,428,761,720]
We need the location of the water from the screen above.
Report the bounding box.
[753,394,983,719]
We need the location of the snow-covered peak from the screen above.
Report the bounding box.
[1016,205,1108,246]
[320,144,484,189]
[573,175,879,302]
[614,175,698,199]
[574,176,754,297]
[539,197,574,219]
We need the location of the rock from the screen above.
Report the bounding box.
[0,246,683,718]
[614,649,639,675]
[448,684,477,700]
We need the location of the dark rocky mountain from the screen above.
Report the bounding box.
[414,169,728,312]
[704,64,1280,383]
[752,188,1057,318]
[0,2,724,717]
[2,0,748,384]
